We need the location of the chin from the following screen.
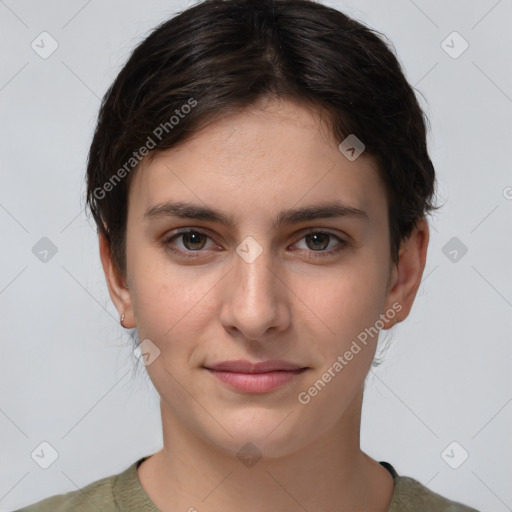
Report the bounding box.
[199,408,312,461]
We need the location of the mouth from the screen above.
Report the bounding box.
[203,360,309,393]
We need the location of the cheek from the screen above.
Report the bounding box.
[293,259,388,360]
[291,269,386,415]
[128,247,218,345]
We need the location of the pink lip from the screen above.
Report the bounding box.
[204,360,308,393]
[206,359,304,373]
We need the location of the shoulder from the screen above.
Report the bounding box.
[12,465,128,512]
[391,474,480,512]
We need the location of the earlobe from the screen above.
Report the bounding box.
[382,218,430,329]
[98,232,135,328]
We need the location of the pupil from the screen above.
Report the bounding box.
[185,233,204,250]
[308,233,328,250]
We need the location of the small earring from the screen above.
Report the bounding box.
[120,313,125,327]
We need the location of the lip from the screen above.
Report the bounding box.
[203,360,308,394]
[205,359,305,373]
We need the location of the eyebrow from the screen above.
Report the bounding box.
[144,200,369,228]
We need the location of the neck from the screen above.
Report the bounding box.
[137,388,394,512]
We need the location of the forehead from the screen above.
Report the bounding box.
[128,99,387,227]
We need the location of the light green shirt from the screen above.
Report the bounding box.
[13,457,480,511]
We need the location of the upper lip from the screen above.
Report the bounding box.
[204,359,306,373]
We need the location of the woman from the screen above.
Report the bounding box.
[15,0,480,510]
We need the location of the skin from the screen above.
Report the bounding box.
[99,97,429,512]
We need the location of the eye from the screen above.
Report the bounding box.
[292,230,350,257]
[163,228,350,259]
[163,229,216,257]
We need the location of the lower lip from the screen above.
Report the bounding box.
[206,369,306,393]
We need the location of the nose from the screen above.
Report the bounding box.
[219,241,291,342]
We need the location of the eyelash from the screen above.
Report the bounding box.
[162,229,350,259]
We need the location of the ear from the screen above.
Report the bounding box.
[98,232,135,328]
[381,217,429,329]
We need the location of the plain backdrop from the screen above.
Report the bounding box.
[1,1,511,511]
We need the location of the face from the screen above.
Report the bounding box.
[102,98,425,459]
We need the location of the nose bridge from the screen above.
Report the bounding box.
[234,235,278,305]
[220,235,288,338]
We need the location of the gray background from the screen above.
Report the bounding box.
[1,0,511,510]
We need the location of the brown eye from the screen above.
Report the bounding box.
[304,232,331,251]
[293,230,350,258]
[180,232,208,251]
[163,229,215,256]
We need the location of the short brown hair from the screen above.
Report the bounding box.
[86,0,440,276]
